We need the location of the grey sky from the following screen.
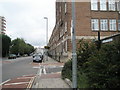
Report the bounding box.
[0,0,56,47]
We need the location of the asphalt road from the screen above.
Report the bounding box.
[2,56,38,82]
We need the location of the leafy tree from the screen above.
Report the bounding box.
[0,34,11,57]
[10,38,34,55]
[10,38,25,55]
[24,44,34,55]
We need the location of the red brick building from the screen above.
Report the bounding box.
[48,0,120,62]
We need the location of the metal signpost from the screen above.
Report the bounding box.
[72,0,77,89]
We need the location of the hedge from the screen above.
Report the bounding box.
[62,39,120,88]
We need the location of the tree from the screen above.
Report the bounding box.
[0,34,11,57]
[10,38,26,55]
[24,44,34,55]
[10,38,34,55]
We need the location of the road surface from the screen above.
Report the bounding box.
[2,56,38,82]
[1,56,65,88]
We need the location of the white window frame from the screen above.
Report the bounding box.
[65,22,67,32]
[108,0,116,11]
[91,19,99,31]
[117,1,120,12]
[100,19,108,31]
[91,0,98,10]
[100,0,107,11]
[109,19,117,31]
[65,40,67,52]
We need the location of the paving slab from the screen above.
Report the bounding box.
[32,56,70,88]
[38,78,69,88]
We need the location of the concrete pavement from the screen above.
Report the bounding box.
[32,56,71,88]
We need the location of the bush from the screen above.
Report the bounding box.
[62,59,89,88]
[85,42,120,88]
[62,60,72,81]
[62,39,120,88]
[77,72,89,88]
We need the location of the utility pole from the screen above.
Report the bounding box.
[44,17,48,61]
[44,17,48,46]
[72,0,77,88]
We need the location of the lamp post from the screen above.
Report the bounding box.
[44,17,48,45]
[72,0,77,88]
[44,17,48,61]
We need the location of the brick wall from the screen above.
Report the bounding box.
[48,1,120,62]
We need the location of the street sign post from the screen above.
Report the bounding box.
[72,0,77,88]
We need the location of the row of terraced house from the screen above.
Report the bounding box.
[48,0,120,62]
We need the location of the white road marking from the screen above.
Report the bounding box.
[0,79,11,85]
[59,66,64,67]
[56,72,61,74]
[4,82,29,85]
[37,63,42,76]
[35,83,39,88]
[29,62,32,64]
[43,66,46,74]
[17,77,33,79]
[22,74,34,76]
[38,69,42,76]
[46,65,64,68]
[51,72,61,74]
[33,66,39,68]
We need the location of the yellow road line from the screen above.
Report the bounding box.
[27,76,36,89]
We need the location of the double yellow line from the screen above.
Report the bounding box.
[27,76,36,89]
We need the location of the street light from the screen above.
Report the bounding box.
[44,17,48,45]
[72,0,77,88]
[44,17,48,61]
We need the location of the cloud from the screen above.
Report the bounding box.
[0,0,56,47]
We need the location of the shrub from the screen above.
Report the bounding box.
[62,39,120,88]
[62,59,89,88]
[62,60,72,81]
[85,42,120,88]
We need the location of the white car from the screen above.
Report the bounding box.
[33,54,42,63]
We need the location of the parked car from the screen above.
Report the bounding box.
[23,54,28,57]
[33,54,43,63]
[30,53,33,56]
[17,53,20,57]
[33,53,43,58]
[33,54,35,58]
[38,53,43,60]
[8,54,17,59]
